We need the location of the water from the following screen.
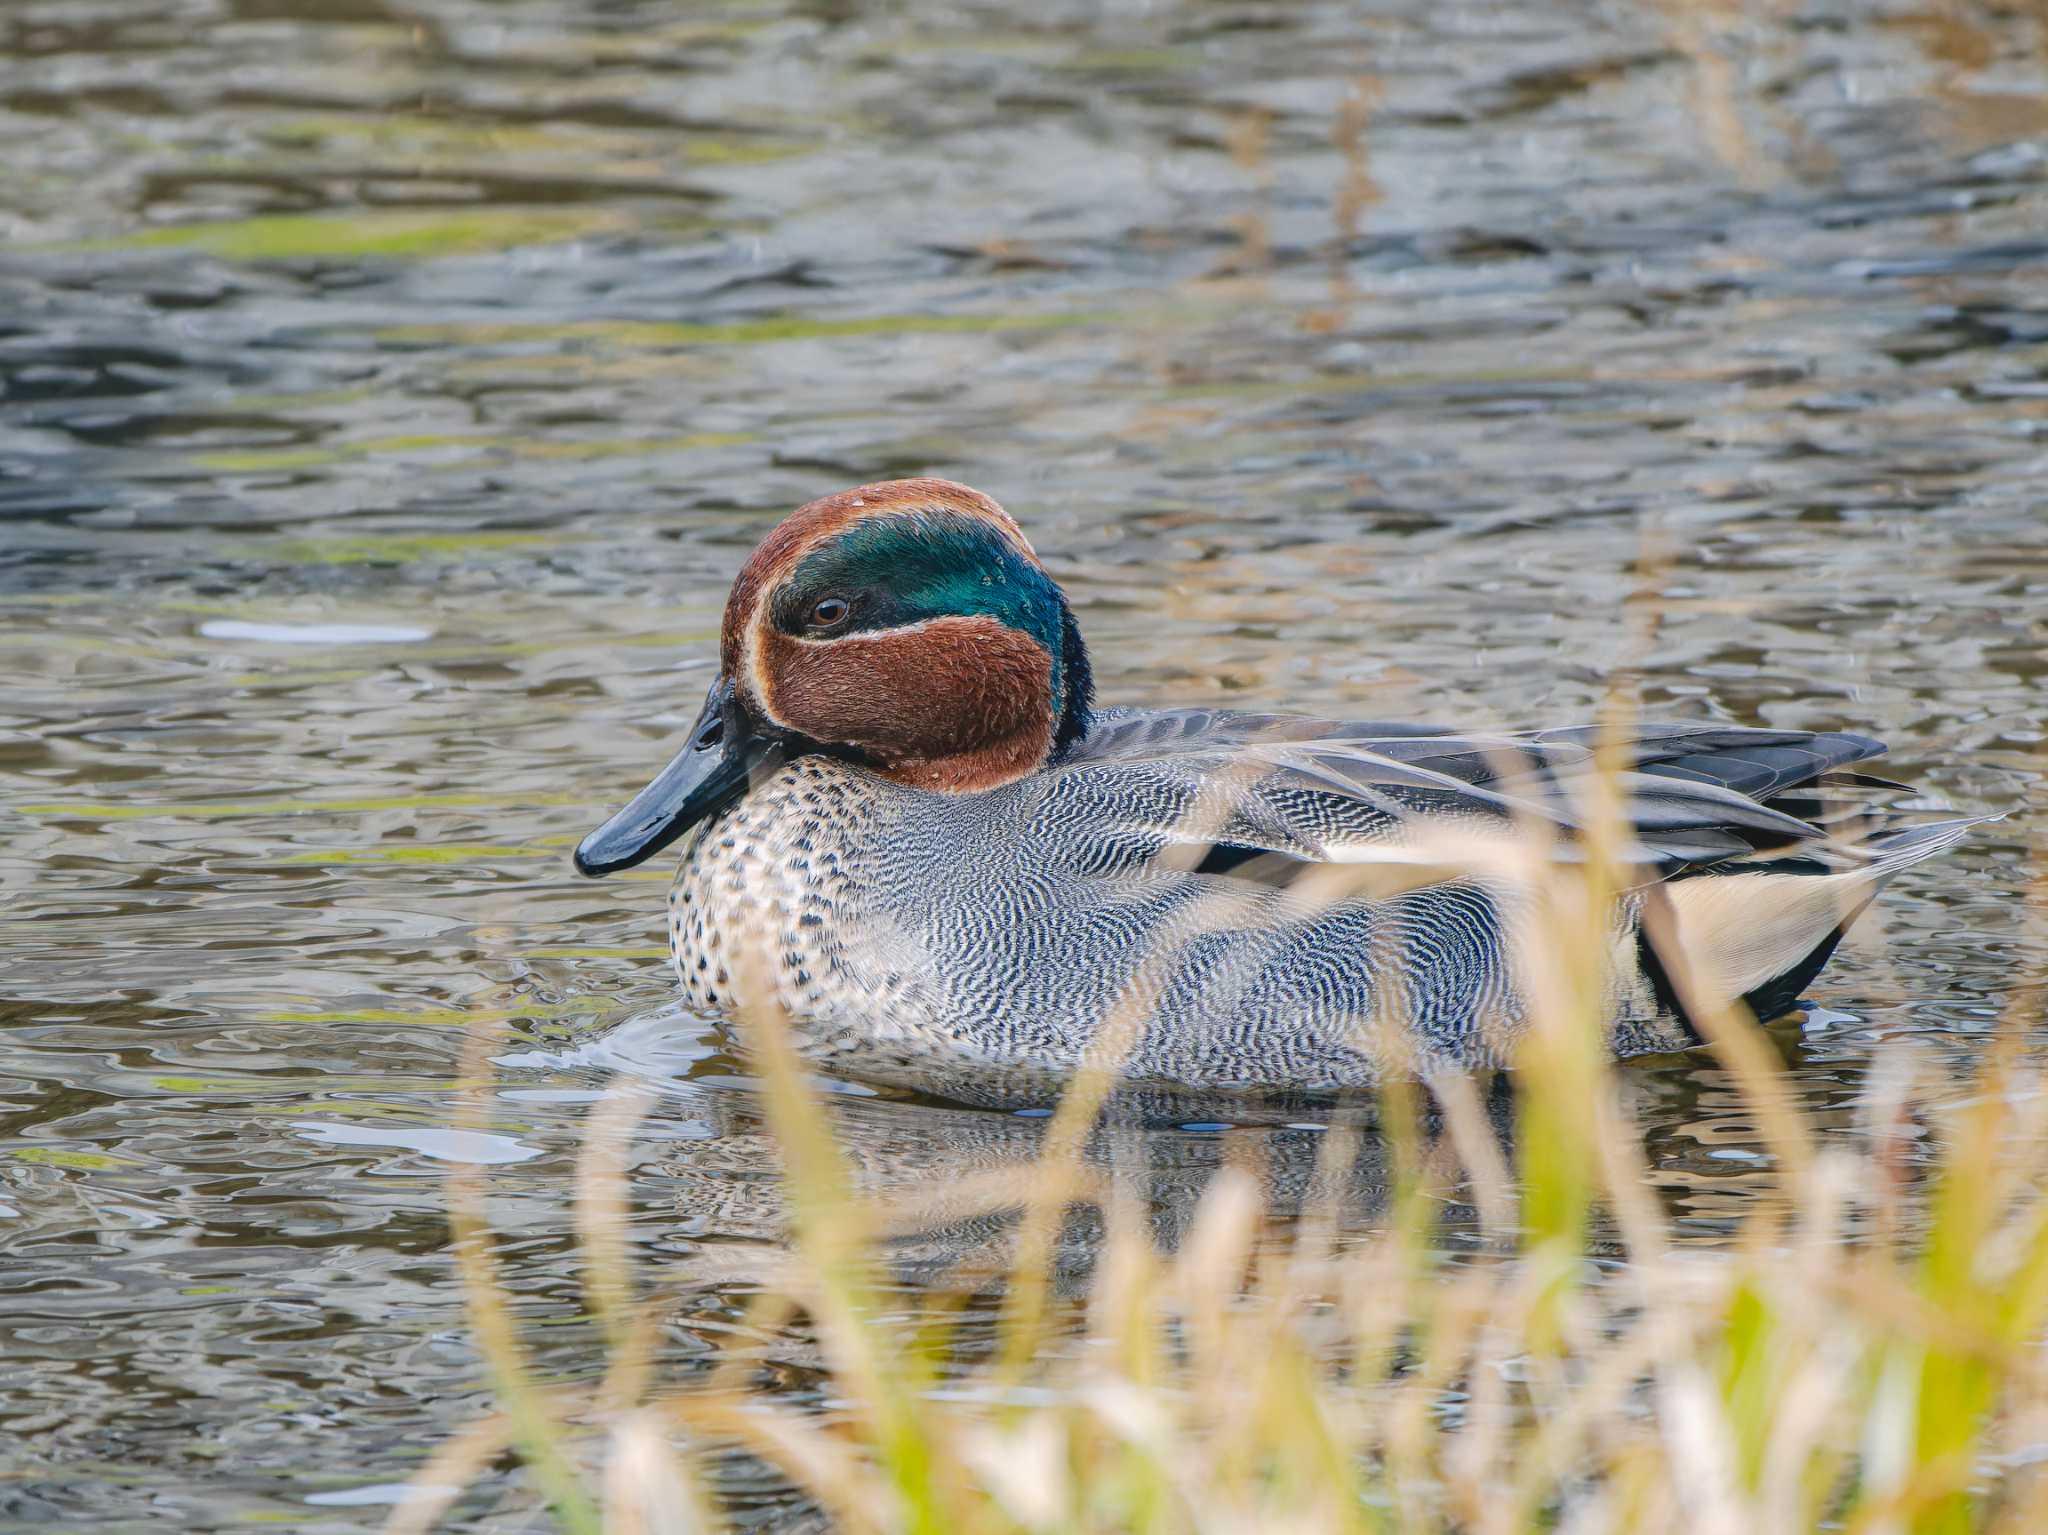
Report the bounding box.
[2,0,2045,1527]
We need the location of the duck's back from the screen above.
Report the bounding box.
[669,708,1976,1102]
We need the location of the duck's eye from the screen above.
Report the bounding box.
[807,596,851,630]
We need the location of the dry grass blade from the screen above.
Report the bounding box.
[381,1411,513,1535]
[1640,884,1816,1192]
[426,1007,604,1535]
[577,1079,659,1357]
[601,1410,723,1535]
[1429,1069,1516,1242]
[658,1396,888,1535]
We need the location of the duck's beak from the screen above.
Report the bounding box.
[573,675,782,877]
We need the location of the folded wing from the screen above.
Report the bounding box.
[1049,708,1899,882]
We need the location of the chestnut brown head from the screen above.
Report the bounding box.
[575,479,1092,876]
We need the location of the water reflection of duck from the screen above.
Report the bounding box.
[647,1084,1436,1299]
[575,479,1982,1105]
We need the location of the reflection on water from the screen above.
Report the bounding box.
[1,0,2044,1527]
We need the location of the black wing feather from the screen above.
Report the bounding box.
[1062,708,1893,880]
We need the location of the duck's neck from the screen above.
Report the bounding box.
[1051,594,1094,758]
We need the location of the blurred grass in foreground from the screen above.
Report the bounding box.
[397,748,2047,1535]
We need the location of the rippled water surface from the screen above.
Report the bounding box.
[4,0,2047,1527]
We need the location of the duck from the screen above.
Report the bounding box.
[574,478,1982,1106]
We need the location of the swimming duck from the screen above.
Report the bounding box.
[575,478,1978,1103]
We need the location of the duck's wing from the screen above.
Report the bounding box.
[1051,708,1893,880]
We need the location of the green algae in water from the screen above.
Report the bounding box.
[11,1147,130,1170]
[273,844,551,864]
[15,790,590,818]
[194,429,755,474]
[61,207,629,261]
[375,308,1102,349]
[242,531,562,564]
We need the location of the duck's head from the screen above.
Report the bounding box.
[574,478,1092,876]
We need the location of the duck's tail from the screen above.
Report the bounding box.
[1655,814,1998,1023]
